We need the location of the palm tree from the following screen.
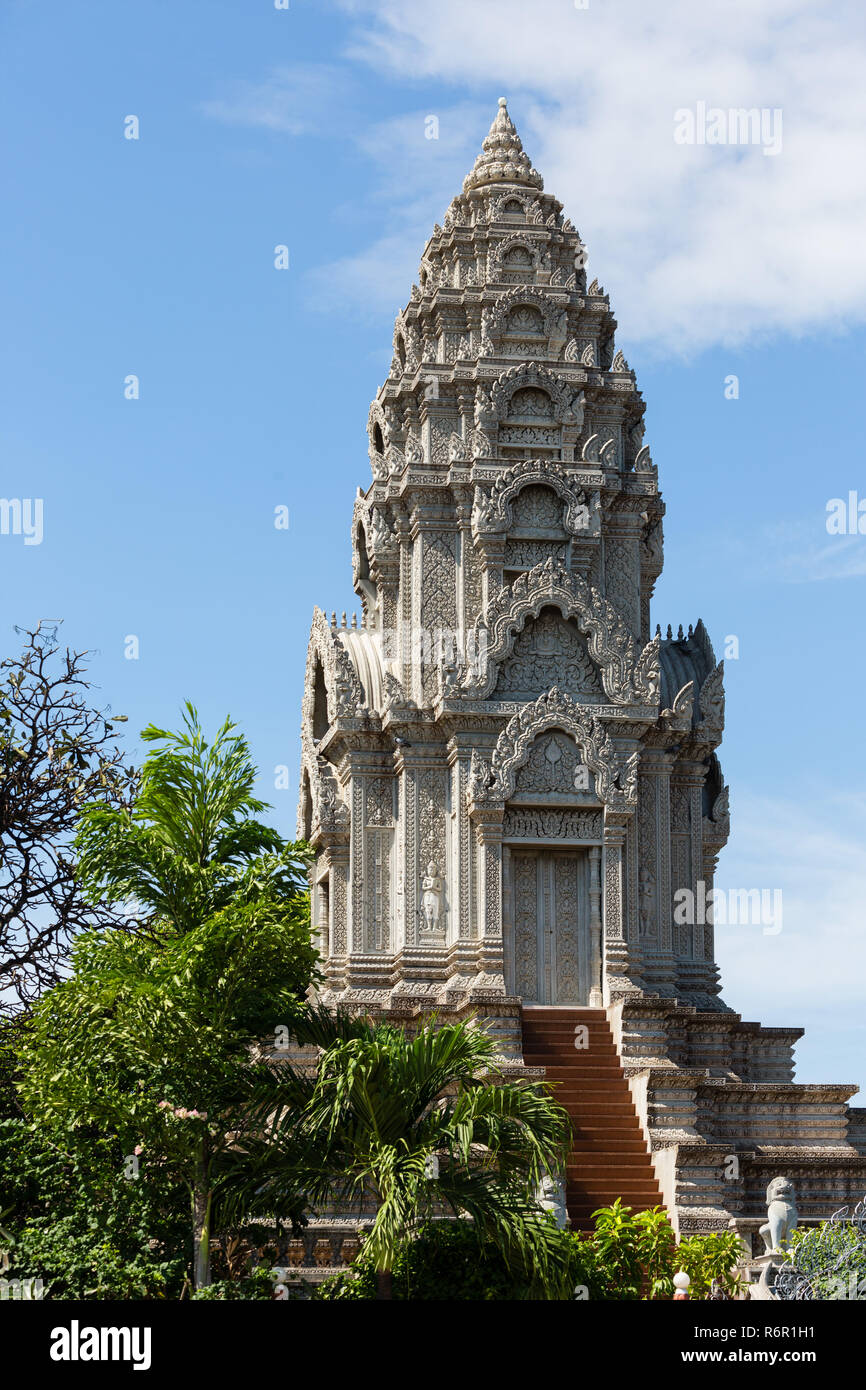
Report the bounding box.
[237,1009,573,1299]
[75,701,305,936]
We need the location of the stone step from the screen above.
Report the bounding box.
[524,1052,622,1065]
[567,1204,661,1219]
[569,1139,650,1153]
[571,1122,648,1135]
[558,1100,637,1113]
[539,1067,629,1081]
[522,1005,665,1223]
[543,1077,630,1091]
[524,1029,618,1039]
[565,1152,653,1166]
[567,1167,659,1182]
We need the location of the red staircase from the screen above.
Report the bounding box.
[521,1006,664,1233]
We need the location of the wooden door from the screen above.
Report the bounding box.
[508,849,588,1003]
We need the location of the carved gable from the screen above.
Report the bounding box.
[510,484,565,532]
[493,606,603,701]
[513,730,597,798]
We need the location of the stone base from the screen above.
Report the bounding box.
[608,994,866,1235]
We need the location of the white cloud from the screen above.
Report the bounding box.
[326,0,866,353]
[305,100,490,319]
[201,63,350,135]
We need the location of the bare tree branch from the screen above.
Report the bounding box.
[0,621,137,1014]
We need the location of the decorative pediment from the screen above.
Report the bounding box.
[695,661,725,743]
[297,747,350,842]
[488,190,535,222]
[479,288,568,359]
[367,506,398,561]
[660,681,694,733]
[301,608,367,737]
[489,235,546,281]
[489,362,582,427]
[580,433,617,465]
[470,458,599,540]
[467,686,639,812]
[702,784,730,849]
[455,558,660,706]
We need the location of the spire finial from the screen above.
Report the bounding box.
[462,99,543,194]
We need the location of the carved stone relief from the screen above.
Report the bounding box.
[493,608,603,701]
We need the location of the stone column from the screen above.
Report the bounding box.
[602,815,642,1002]
[672,758,711,999]
[329,848,350,948]
[699,844,724,1003]
[602,819,627,1001]
[474,811,506,993]
[638,750,677,997]
[588,845,603,1006]
[395,742,449,952]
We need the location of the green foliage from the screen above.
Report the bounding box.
[190,1267,274,1301]
[0,1116,188,1300]
[785,1217,866,1299]
[316,1219,602,1301]
[589,1201,743,1300]
[677,1229,745,1299]
[73,703,305,936]
[232,1011,574,1297]
[590,1197,653,1299]
[11,705,317,1291]
[316,1202,745,1301]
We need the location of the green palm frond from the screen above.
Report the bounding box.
[220,1013,573,1293]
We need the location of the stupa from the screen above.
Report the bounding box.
[297,100,865,1235]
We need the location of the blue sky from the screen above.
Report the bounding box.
[2,0,865,1091]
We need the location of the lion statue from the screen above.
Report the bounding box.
[760,1176,798,1254]
[535,1173,570,1230]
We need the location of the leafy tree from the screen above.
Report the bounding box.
[232,1010,574,1300]
[677,1228,744,1299]
[0,622,135,1014]
[0,1114,189,1299]
[590,1198,651,1299]
[17,706,317,1290]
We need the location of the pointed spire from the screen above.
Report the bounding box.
[463,97,543,194]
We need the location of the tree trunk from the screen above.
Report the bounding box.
[376,1269,393,1301]
[192,1142,212,1289]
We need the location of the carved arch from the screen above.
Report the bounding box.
[301,608,366,740]
[459,558,660,705]
[489,235,545,280]
[480,288,565,357]
[489,190,533,221]
[472,459,596,539]
[489,363,579,425]
[296,741,349,842]
[300,765,313,841]
[467,687,638,811]
[367,401,391,461]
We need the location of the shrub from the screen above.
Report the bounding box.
[317,1219,602,1301]
[784,1216,866,1300]
[317,1205,745,1301]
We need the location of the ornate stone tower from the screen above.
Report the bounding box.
[298,100,865,1235]
[299,98,725,1018]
